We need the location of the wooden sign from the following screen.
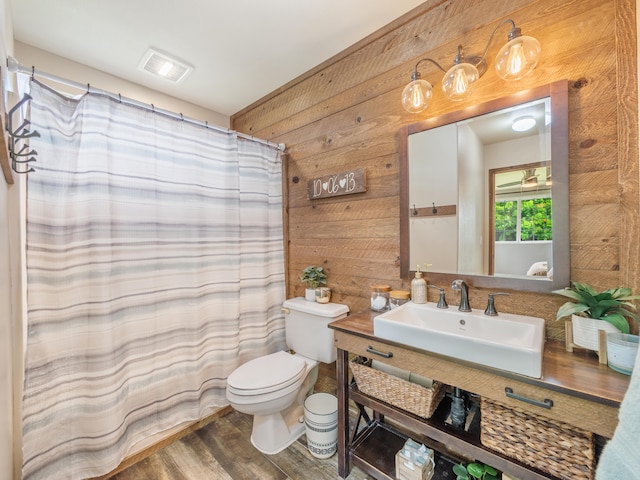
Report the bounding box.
[307,167,366,199]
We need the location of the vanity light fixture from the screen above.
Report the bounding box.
[511,115,537,132]
[401,19,541,113]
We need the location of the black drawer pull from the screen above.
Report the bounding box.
[505,387,553,409]
[366,346,394,358]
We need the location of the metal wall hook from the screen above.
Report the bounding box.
[14,157,37,164]
[7,93,32,121]
[11,144,37,157]
[12,156,37,174]
[6,93,39,174]
[9,119,40,140]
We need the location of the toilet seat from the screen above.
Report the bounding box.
[227,351,307,396]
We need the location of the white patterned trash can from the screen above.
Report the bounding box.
[304,393,338,458]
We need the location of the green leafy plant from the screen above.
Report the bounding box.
[300,266,327,289]
[553,281,640,334]
[452,462,499,480]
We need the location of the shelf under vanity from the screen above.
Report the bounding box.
[330,310,630,480]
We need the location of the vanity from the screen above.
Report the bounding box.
[329,309,630,480]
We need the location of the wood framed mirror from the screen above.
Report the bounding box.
[399,80,569,292]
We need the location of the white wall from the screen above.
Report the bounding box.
[408,124,458,272]
[0,0,18,478]
[494,242,552,276]
[457,124,484,274]
[14,42,230,129]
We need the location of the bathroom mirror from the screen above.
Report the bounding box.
[399,80,569,292]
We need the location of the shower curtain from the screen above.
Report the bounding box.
[21,80,286,480]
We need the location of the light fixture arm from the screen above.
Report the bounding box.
[453,45,466,65]
[411,57,447,81]
[474,19,519,68]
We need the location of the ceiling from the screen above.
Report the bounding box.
[11,0,426,116]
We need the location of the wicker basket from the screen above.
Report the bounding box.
[350,356,445,419]
[480,397,595,480]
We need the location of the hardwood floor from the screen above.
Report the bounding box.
[108,408,371,480]
[105,362,373,480]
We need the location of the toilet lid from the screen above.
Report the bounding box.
[227,351,307,395]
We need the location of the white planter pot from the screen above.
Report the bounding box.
[305,288,316,302]
[571,314,620,351]
[606,333,639,375]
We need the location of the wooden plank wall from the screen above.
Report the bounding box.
[232,0,639,341]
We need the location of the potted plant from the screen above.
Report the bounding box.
[553,282,640,353]
[300,266,327,302]
[452,461,499,480]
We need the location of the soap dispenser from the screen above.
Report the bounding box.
[411,265,427,304]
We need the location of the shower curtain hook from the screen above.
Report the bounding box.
[180,113,184,121]
[31,66,35,80]
[151,104,155,113]
[87,83,90,93]
[118,93,122,103]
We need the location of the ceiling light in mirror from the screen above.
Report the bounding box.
[512,116,536,132]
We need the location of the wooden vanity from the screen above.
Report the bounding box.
[329,310,630,480]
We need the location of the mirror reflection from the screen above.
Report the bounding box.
[490,162,552,277]
[400,81,569,292]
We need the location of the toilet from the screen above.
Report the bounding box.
[226,297,349,455]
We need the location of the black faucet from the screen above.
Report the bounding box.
[427,285,448,309]
[451,279,471,312]
[484,292,510,316]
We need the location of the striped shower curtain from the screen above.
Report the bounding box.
[21,80,286,480]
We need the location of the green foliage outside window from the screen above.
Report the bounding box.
[495,200,517,241]
[495,197,552,241]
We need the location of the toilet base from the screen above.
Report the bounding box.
[250,404,306,455]
[228,358,320,455]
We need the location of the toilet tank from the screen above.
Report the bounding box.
[282,297,349,363]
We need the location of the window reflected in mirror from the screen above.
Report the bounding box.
[490,163,552,278]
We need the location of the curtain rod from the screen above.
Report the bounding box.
[6,56,285,152]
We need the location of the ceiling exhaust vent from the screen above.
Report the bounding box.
[138,48,193,84]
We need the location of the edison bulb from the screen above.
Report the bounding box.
[401,78,433,113]
[442,63,479,101]
[495,35,541,81]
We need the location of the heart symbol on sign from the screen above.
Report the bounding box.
[322,182,328,191]
[339,178,346,189]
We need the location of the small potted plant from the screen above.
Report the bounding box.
[452,461,499,480]
[553,282,640,360]
[300,266,327,302]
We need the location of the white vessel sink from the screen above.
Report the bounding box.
[373,302,545,378]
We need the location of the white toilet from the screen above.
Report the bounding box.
[226,297,349,455]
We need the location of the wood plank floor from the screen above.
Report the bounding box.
[108,408,372,480]
[105,362,373,480]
